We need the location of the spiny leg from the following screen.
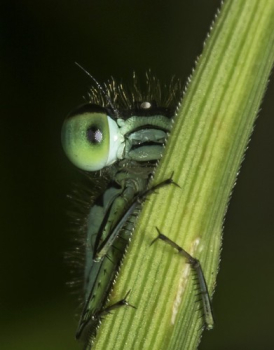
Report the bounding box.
[151,227,214,331]
[110,172,180,232]
[142,171,180,198]
[96,290,136,318]
[95,172,179,260]
[78,290,135,345]
[80,290,135,350]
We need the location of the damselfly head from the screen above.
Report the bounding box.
[62,68,182,172]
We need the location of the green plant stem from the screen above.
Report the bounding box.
[93,1,274,349]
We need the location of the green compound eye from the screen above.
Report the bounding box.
[61,104,122,171]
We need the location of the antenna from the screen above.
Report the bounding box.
[75,62,119,116]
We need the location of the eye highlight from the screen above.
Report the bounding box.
[61,104,121,171]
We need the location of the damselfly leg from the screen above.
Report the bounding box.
[151,227,214,330]
[98,290,136,317]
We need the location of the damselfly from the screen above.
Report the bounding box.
[62,67,212,348]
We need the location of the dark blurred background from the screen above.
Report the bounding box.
[1,1,273,349]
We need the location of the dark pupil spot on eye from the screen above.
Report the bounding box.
[87,126,103,144]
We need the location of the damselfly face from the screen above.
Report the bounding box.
[62,71,182,348]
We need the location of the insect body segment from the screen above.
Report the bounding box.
[62,72,182,346]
